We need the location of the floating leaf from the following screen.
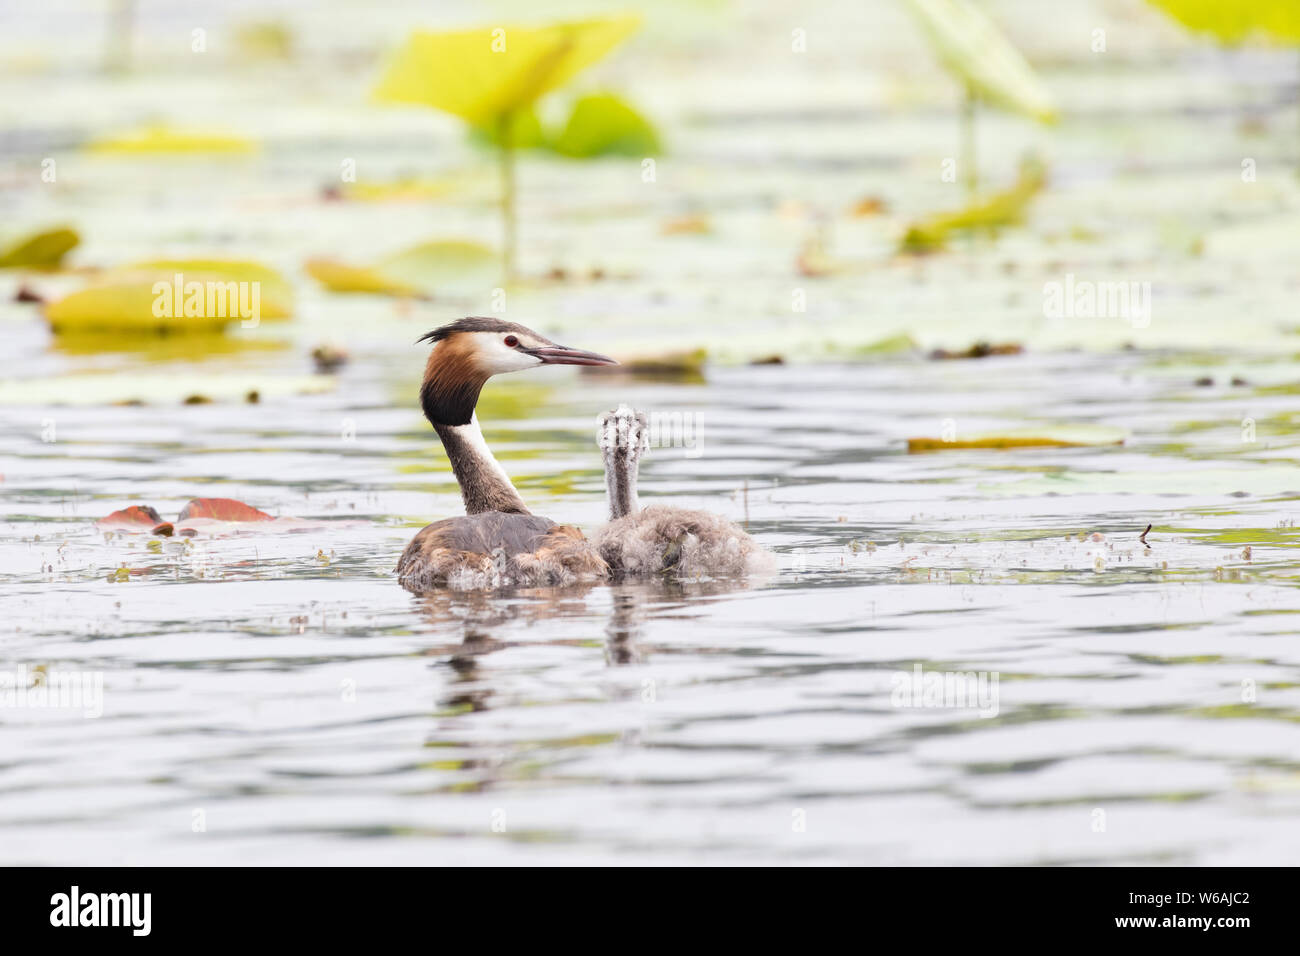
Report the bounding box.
[908,425,1127,453]
[551,92,661,158]
[177,498,273,522]
[86,124,257,154]
[373,16,642,125]
[904,0,1057,122]
[0,227,79,269]
[1146,0,1300,44]
[306,240,497,296]
[901,156,1047,252]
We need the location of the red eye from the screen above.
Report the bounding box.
[504,335,519,348]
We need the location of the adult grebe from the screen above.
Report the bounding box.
[592,404,771,577]
[396,317,617,591]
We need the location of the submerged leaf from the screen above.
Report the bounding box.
[904,0,1057,122]
[373,16,642,125]
[551,93,661,157]
[908,425,1127,453]
[0,227,79,269]
[306,240,497,296]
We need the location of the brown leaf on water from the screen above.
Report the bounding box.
[151,522,175,537]
[177,498,273,522]
[98,505,164,528]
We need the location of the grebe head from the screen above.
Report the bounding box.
[597,404,648,464]
[598,404,648,520]
[417,317,616,426]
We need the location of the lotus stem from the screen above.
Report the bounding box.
[961,82,977,198]
[498,111,517,286]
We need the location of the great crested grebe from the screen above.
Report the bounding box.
[592,404,771,577]
[396,317,617,592]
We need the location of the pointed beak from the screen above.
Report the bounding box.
[527,345,618,367]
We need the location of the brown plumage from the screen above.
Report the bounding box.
[592,405,772,579]
[397,318,617,592]
[397,512,607,590]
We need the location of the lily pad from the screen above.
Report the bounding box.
[907,425,1127,453]
[1146,0,1300,44]
[45,265,293,335]
[306,240,497,297]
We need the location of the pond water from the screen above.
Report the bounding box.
[2,0,1300,865]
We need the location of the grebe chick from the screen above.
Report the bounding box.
[396,318,616,592]
[591,405,771,578]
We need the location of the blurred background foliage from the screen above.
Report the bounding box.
[0,0,1297,388]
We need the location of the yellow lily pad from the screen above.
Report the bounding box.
[908,425,1127,453]
[45,269,293,336]
[0,227,79,269]
[373,16,642,125]
[1147,0,1300,44]
[904,0,1057,122]
[306,240,497,296]
[86,124,257,154]
[120,259,293,306]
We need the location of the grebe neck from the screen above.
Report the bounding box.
[434,415,530,515]
[604,448,640,520]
